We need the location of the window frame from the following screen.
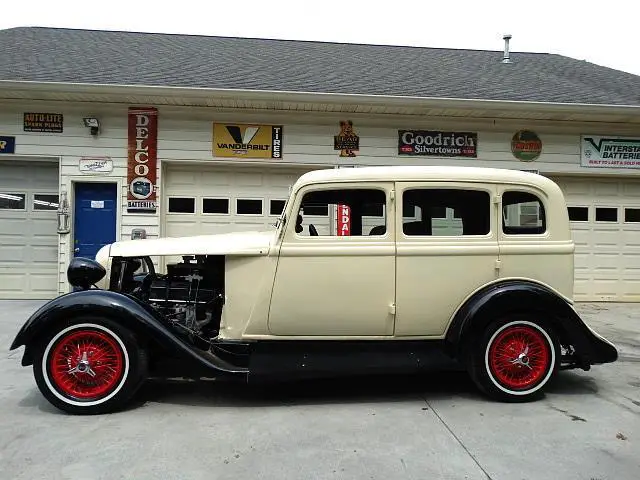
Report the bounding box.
[397,183,494,239]
[567,205,589,223]
[202,197,230,216]
[269,199,287,217]
[624,207,640,224]
[235,197,264,216]
[595,206,619,223]
[501,189,548,236]
[285,182,393,241]
[166,196,196,215]
[0,192,27,211]
[32,192,60,212]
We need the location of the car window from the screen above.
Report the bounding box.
[295,188,386,236]
[401,188,490,236]
[502,191,546,234]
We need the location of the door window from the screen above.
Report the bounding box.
[502,191,546,234]
[401,188,490,236]
[295,188,387,237]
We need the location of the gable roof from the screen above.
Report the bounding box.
[1,27,639,107]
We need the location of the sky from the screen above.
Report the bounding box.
[2,0,639,77]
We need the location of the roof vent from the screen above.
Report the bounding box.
[502,34,512,63]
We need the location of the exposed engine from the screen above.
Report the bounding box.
[110,255,225,342]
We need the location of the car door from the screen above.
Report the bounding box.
[267,182,396,336]
[394,181,500,337]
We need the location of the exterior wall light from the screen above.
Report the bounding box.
[57,191,70,234]
[83,117,100,135]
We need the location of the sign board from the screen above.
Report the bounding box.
[581,135,640,169]
[213,124,282,159]
[511,130,542,161]
[337,204,351,236]
[127,107,158,212]
[398,130,477,157]
[90,200,105,209]
[0,136,15,154]
[23,113,63,133]
[79,157,113,174]
[334,120,359,157]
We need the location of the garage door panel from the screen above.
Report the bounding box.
[0,246,26,263]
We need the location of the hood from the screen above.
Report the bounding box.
[107,230,276,258]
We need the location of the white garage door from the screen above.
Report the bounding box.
[0,161,59,299]
[551,176,640,302]
[163,165,321,238]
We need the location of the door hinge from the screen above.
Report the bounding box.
[390,189,395,201]
[388,303,396,315]
[494,259,502,270]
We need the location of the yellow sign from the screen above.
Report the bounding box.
[213,123,282,159]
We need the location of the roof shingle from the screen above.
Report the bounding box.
[1,27,639,106]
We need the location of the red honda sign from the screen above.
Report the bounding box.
[127,107,158,213]
[337,204,351,236]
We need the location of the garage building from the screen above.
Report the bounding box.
[1,27,639,301]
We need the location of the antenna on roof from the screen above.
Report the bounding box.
[502,34,512,63]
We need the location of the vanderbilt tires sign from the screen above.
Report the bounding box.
[213,124,282,159]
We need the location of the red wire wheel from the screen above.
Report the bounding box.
[48,329,125,400]
[487,324,552,391]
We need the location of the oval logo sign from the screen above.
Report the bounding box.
[511,130,542,162]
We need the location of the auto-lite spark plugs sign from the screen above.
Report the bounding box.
[398,130,477,157]
[127,107,158,213]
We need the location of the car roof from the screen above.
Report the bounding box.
[294,166,558,192]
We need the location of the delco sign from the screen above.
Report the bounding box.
[127,107,158,212]
[398,130,477,157]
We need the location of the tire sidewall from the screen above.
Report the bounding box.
[33,316,146,414]
[470,314,560,402]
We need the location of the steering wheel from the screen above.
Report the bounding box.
[309,224,318,236]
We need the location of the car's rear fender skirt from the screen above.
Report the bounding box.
[9,290,248,377]
[445,280,618,368]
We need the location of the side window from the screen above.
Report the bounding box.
[295,188,386,237]
[402,189,490,236]
[502,191,546,234]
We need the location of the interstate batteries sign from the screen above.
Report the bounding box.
[213,124,282,159]
[398,130,477,157]
[581,135,640,168]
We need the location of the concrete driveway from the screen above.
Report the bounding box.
[1,301,638,480]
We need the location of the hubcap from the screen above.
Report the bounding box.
[49,329,125,400]
[488,324,551,391]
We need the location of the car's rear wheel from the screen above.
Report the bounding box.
[467,314,559,402]
[33,317,147,415]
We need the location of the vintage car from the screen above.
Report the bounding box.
[10,166,618,414]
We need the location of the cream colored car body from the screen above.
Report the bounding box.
[97,166,575,342]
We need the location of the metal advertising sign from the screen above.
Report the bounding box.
[0,136,16,154]
[336,204,351,236]
[334,120,359,157]
[23,113,63,133]
[398,130,477,157]
[79,156,113,174]
[213,124,282,159]
[127,107,158,213]
[511,130,542,161]
[581,135,640,169]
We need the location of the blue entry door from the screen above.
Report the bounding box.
[74,182,117,259]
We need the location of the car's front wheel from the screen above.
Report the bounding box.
[33,317,147,415]
[467,315,559,402]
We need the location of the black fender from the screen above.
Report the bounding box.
[9,289,247,377]
[444,280,618,368]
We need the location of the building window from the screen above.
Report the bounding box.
[402,188,490,236]
[33,194,59,211]
[595,207,618,222]
[625,208,640,223]
[568,206,588,222]
[236,199,263,215]
[270,199,286,216]
[296,188,387,236]
[203,198,229,214]
[502,191,546,234]
[0,193,26,210]
[168,197,195,214]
